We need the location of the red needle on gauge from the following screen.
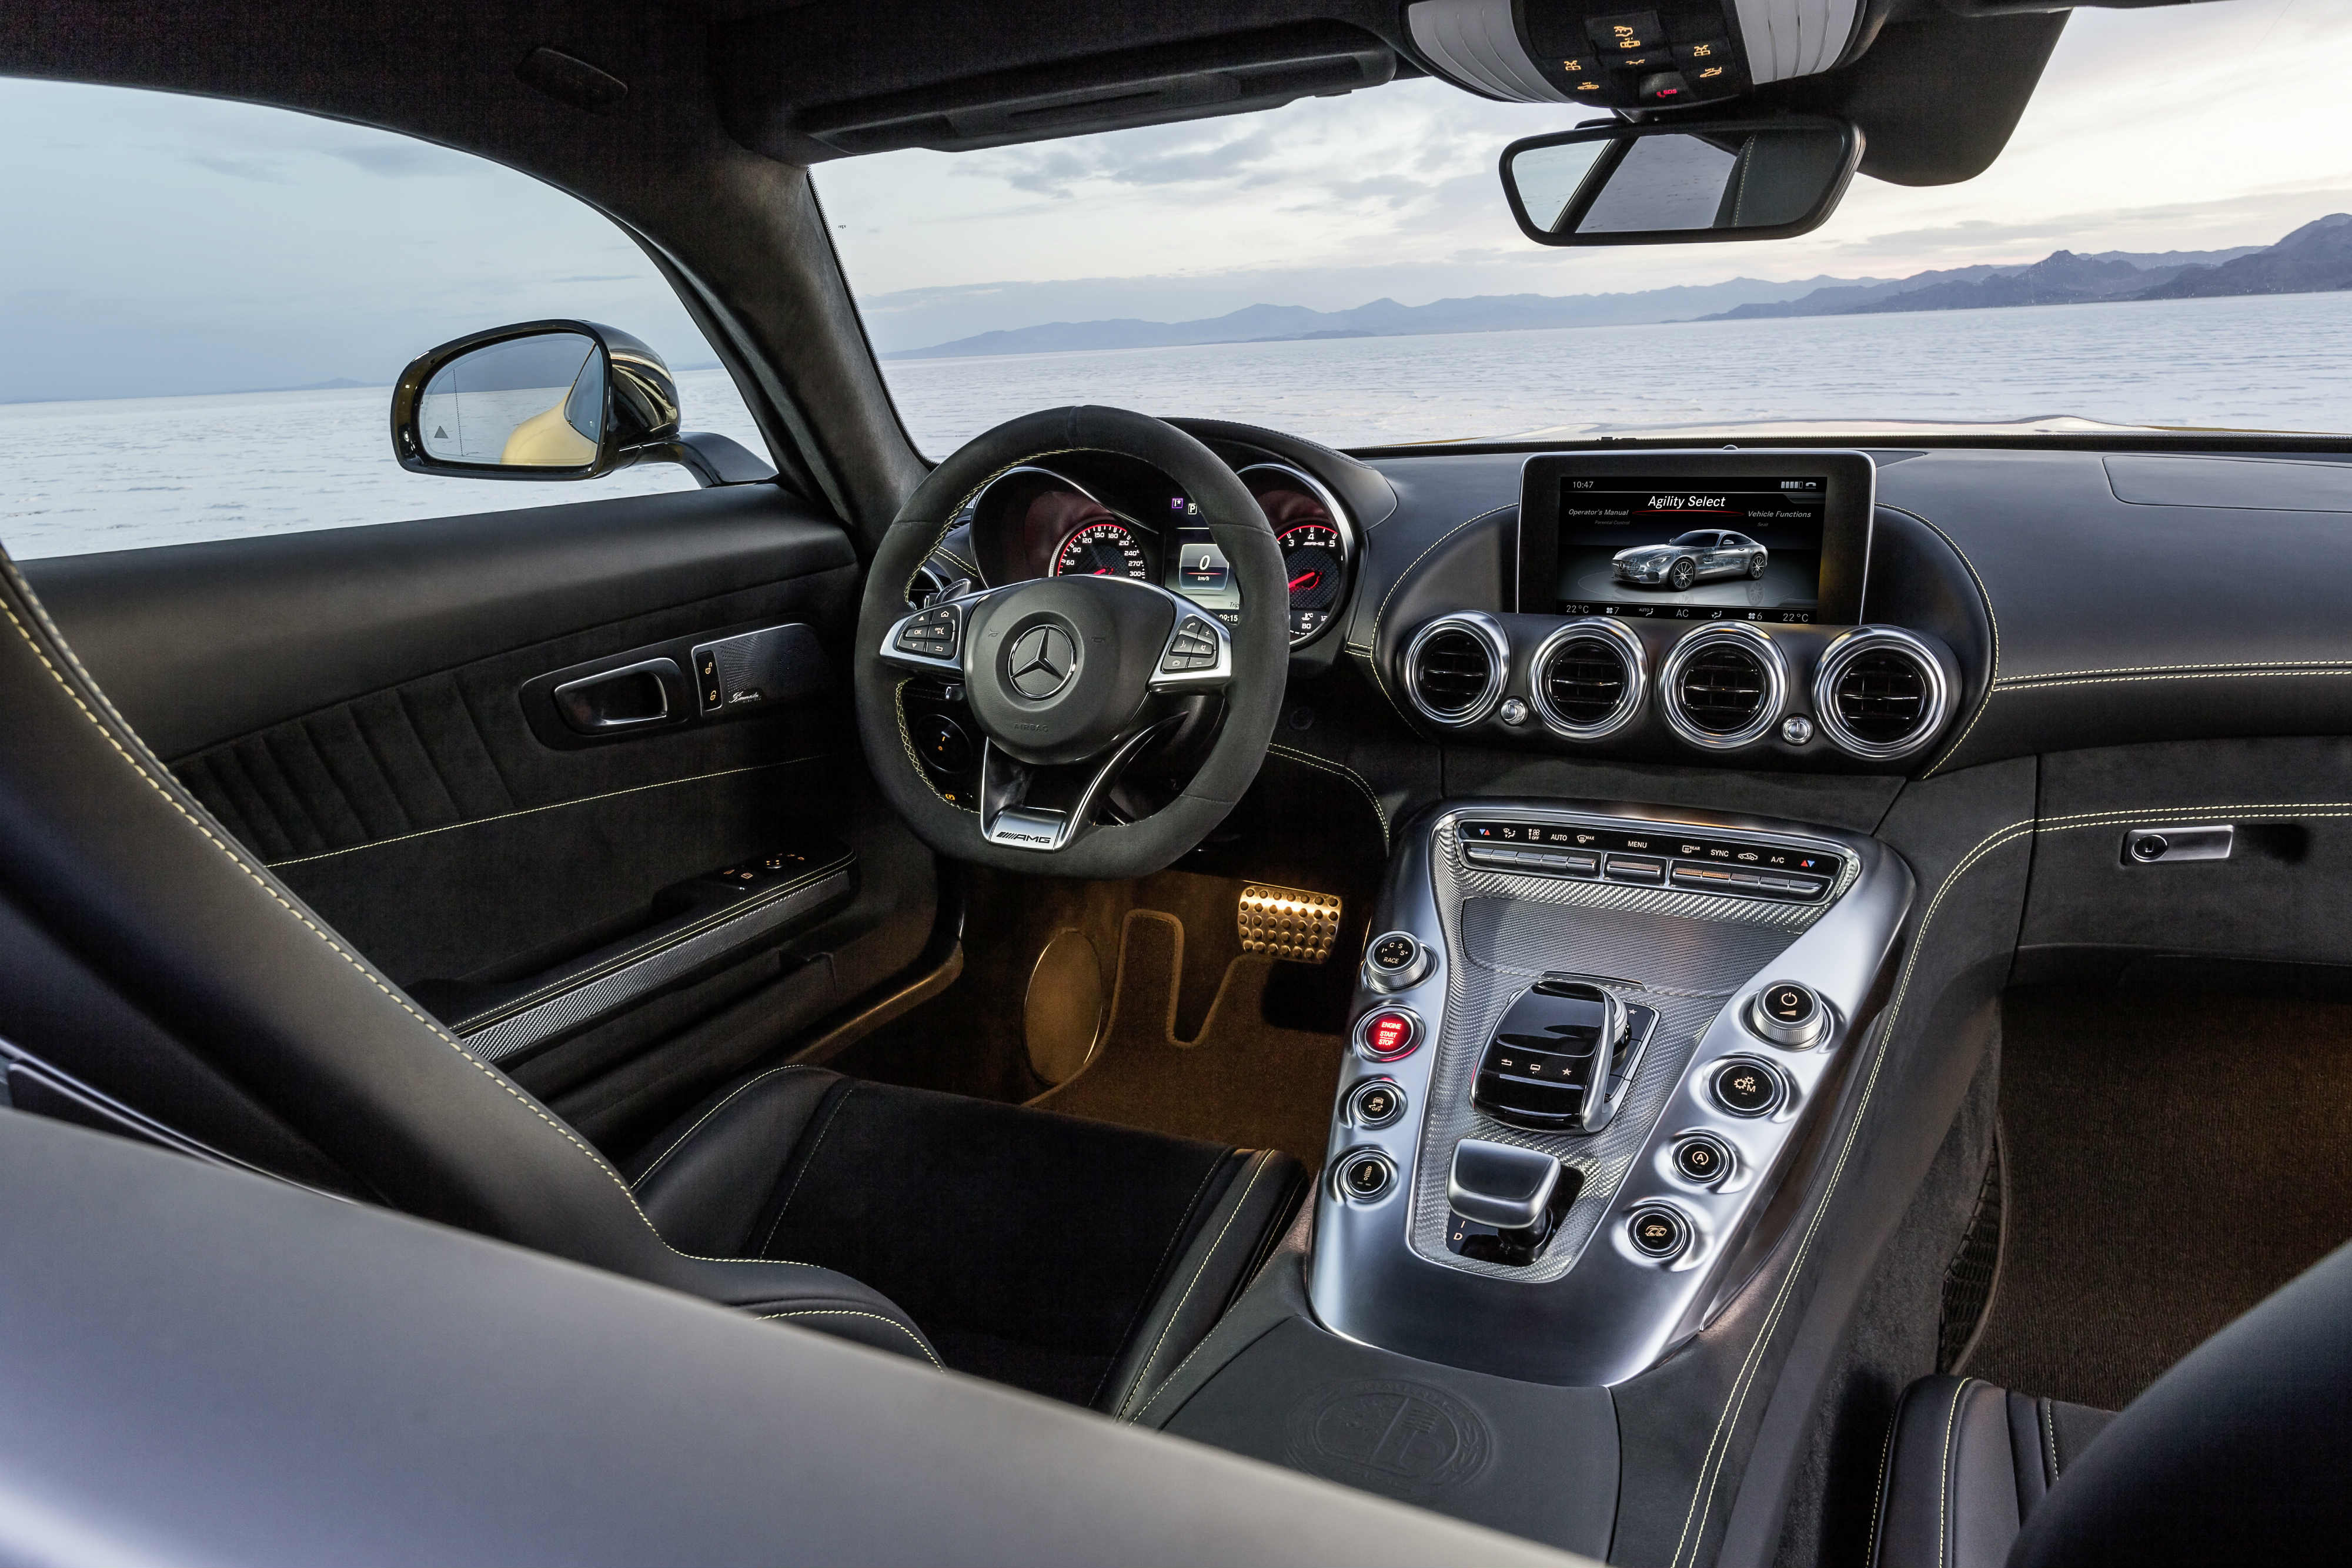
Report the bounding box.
[1288,569,1320,591]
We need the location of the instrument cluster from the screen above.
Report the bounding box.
[957,452,1354,647]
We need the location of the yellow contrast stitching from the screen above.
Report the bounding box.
[1359,504,1516,721]
[1666,820,2036,1567]
[629,1065,818,1192]
[1119,1152,1273,1419]
[0,569,816,1271]
[756,1308,943,1370]
[1267,744,1389,851]
[1997,656,2352,684]
[261,762,793,868]
[1893,505,1999,779]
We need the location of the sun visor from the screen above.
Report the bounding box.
[1407,0,1867,111]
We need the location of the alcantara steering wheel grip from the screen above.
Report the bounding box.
[852,406,1288,880]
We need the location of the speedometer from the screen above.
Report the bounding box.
[1051,521,1150,580]
[1278,522,1346,638]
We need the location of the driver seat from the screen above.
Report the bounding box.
[0,549,1303,1410]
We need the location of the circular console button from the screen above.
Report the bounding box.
[1348,1079,1407,1128]
[1749,981,1825,1048]
[1628,1206,1689,1259]
[1673,1135,1733,1186]
[1336,1148,1396,1201]
[1354,1007,1423,1061]
[1364,931,1433,991]
[1711,1058,1783,1118]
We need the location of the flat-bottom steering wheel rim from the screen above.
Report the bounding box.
[851,406,1288,880]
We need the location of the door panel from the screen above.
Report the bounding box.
[25,484,936,1156]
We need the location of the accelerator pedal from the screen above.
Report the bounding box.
[1237,884,1342,965]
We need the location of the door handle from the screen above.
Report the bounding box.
[552,657,687,734]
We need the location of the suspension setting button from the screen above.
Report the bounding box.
[1710,1058,1783,1118]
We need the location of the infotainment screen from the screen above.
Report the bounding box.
[1517,452,1873,626]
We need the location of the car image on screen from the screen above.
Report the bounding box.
[1612,530,1769,591]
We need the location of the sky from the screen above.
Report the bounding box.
[817,0,2352,349]
[2,0,2347,396]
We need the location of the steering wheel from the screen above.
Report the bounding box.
[854,406,1287,879]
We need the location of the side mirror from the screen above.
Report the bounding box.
[1500,116,1862,247]
[390,320,772,486]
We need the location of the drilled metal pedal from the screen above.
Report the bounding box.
[1238,884,1342,964]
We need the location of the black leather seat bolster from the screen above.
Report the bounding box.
[1870,1375,2114,1568]
[629,1065,1305,1407]
[1104,1146,1309,1419]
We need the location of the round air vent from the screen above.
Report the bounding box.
[1812,627,1952,761]
[1532,618,1646,740]
[1660,624,1788,750]
[1403,613,1508,727]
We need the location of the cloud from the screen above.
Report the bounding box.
[326,142,461,176]
[184,152,288,183]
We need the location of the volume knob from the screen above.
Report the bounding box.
[1748,981,1825,1048]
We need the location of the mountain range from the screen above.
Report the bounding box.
[886,215,2352,360]
[1703,215,2351,319]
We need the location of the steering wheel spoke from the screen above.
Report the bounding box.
[978,717,1183,852]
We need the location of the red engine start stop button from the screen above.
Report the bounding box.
[1354,1008,1423,1061]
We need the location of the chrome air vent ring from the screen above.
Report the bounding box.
[1659,623,1788,751]
[1812,626,1951,761]
[1403,612,1510,727]
[1531,617,1647,741]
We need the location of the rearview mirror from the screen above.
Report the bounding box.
[392,320,696,481]
[1500,116,1862,247]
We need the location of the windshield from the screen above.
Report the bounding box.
[815,5,2352,452]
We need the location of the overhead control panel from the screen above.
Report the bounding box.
[1408,0,1867,111]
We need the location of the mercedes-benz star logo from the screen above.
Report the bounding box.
[1008,625,1077,699]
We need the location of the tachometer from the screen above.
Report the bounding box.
[1051,521,1150,580]
[1278,522,1346,638]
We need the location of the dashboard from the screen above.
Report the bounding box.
[908,426,2352,793]
[953,450,1356,645]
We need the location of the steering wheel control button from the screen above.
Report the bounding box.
[892,604,960,661]
[1628,1205,1689,1260]
[1749,982,1826,1048]
[1364,931,1434,991]
[1353,1007,1424,1062]
[1347,1079,1407,1128]
[1335,1148,1397,1202]
[1710,1058,1784,1118]
[1673,1135,1733,1187]
[1160,616,1220,673]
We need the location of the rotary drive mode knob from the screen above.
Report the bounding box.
[1364,931,1434,992]
[1748,981,1825,1048]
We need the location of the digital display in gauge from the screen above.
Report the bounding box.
[1278,521,1345,639]
[1051,521,1150,580]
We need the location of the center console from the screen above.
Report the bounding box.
[1311,798,1913,1385]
